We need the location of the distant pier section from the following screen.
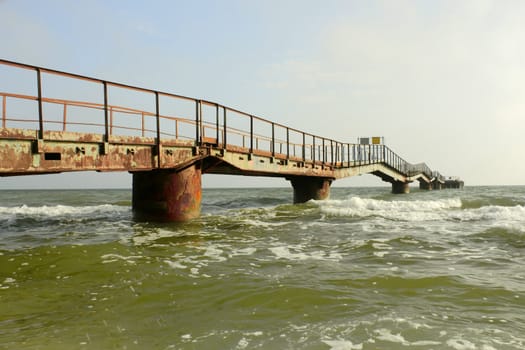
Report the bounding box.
[444,177,464,189]
[0,59,463,221]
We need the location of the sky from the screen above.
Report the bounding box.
[1,0,524,189]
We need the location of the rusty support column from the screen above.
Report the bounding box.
[432,180,443,190]
[288,176,332,203]
[132,163,202,221]
[392,181,410,194]
[419,181,432,190]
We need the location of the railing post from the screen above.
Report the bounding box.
[102,81,109,154]
[312,136,316,165]
[223,107,227,149]
[322,138,325,165]
[195,100,200,145]
[271,122,275,157]
[330,140,334,166]
[62,104,67,131]
[155,92,161,168]
[109,107,113,135]
[347,143,350,166]
[141,112,145,137]
[303,132,306,162]
[36,68,44,140]
[199,101,204,144]
[2,95,6,128]
[250,115,254,154]
[286,127,289,160]
[216,104,219,146]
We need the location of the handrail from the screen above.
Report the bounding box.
[0,58,439,179]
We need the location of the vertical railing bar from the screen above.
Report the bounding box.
[195,100,200,145]
[330,140,334,166]
[141,112,145,137]
[322,137,326,166]
[62,103,67,132]
[250,115,254,153]
[286,127,289,160]
[347,143,350,167]
[302,132,306,162]
[199,101,204,144]
[2,95,6,128]
[271,122,275,157]
[103,81,109,142]
[223,107,227,149]
[155,91,161,168]
[312,136,316,165]
[216,104,219,146]
[109,107,113,135]
[36,68,44,139]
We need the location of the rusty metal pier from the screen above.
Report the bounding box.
[0,59,462,221]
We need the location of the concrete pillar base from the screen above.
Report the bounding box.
[289,177,332,203]
[132,164,202,222]
[392,181,410,194]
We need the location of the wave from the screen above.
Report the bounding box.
[313,196,525,226]
[0,204,129,223]
[315,197,462,221]
[450,204,525,222]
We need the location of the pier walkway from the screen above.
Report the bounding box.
[0,59,462,221]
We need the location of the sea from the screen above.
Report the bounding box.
[0,186,524,350]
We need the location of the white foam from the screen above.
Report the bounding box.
[100,254,143,265]
[322,339,363,350]
[411,340,442,346]
[203,246,227,262]
[374,328,408,345]
[450,205,525,223]
[315,197,462,221]
[446,338,477,350]
[164,260,187,269]
[0,204,128,220]
[228,247,257,258]
[269,246,342,262]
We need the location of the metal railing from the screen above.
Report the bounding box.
[0,58,435,178]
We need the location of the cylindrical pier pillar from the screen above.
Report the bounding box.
[289,177,332,203]
[432,181,443,190]
[392,181,410,194]
[132,164,202,221]
[419,181,432,190]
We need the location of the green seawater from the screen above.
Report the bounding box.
[1,186,525,349]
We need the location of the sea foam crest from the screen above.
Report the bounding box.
[451,204,525,223]
[0,204,128,220]
[316,197,462,221]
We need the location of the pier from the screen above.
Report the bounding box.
[0,59,463,221]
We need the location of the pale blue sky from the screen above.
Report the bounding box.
[1,0,525,188]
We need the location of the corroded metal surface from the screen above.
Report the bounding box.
[132,165,202,222]
[0,128,200,175]
[289,176,332,203]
